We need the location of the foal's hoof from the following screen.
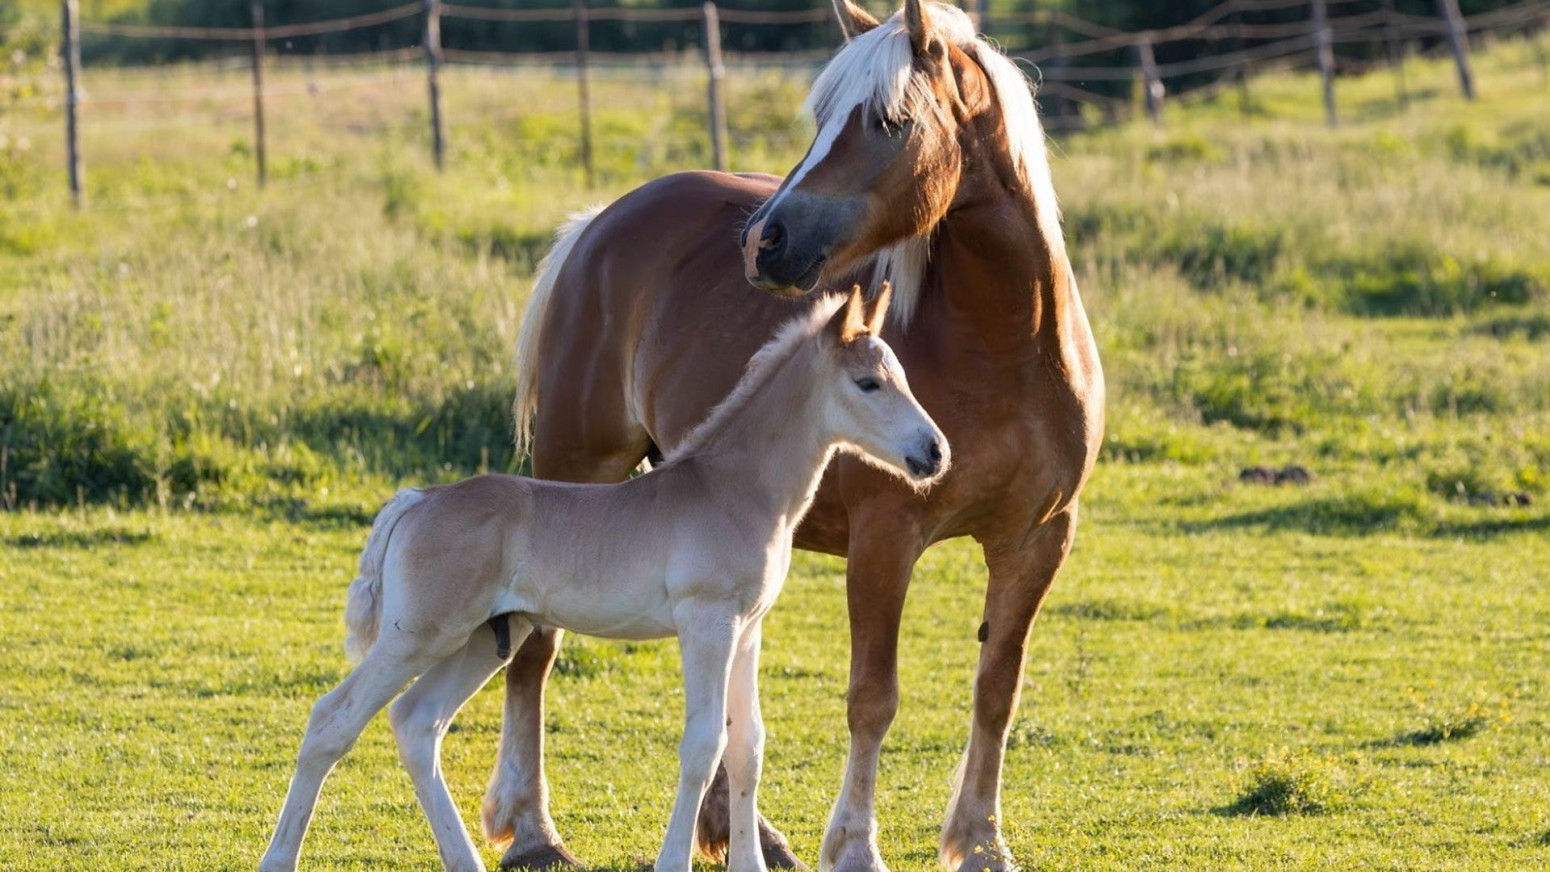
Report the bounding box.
[759,818,808,871]
[499,842,582,871]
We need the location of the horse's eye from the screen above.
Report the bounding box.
[855,377,882,393]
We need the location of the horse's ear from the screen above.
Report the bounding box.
[828,284,868,345]
[904,0,935,54]
[831,0,879,41]
[866,280,893,335]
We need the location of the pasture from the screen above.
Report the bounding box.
[3,31,1550,872]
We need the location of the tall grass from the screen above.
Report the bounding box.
[1,40,1547,517]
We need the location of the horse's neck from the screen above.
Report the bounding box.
[689,350,834,521]
[928,157,1081,362]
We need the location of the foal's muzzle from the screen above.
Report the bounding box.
[905,437,946,481]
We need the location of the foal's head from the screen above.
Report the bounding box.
[741,0,1041,306]
[819,283,948,485]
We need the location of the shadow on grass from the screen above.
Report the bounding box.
[1432,514,1550,538]
[1180,493,1549,539]
[4,527,156,549]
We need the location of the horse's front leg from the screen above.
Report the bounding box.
[820,520,926,872]
[940,507,1078,872]
[658,605,740,872]
[723,620,768,872]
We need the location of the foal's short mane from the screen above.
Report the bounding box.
[668,295,848,461]
[805,2,1064,327]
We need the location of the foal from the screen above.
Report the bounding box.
[259,284,948,872]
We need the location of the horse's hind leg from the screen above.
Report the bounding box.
[260,649,426,872]
[489,431,648,870]
[393,622,530,872]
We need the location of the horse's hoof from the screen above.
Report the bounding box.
[759,818,808,870]
[948,841,1017,872]
[499,842,582,871]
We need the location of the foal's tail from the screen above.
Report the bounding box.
[513,206,606,458]
[343,488,425,662]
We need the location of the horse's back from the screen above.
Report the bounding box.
[532,171,835,473]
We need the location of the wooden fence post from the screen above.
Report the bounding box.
[1381,0,1409,112]
[1311,0,1337,127]
[61,0,83,209]
[423,0,446,170]
[701,3,728,172]
[1436,0,1476,100]
[1537,11,1549,87]
[574,0,594,187]
[250,1,267,188]
[1137,38,1162,126]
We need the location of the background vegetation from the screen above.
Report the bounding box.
[0,14,1547,872]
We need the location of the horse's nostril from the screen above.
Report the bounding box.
[760,221,786,254]
[928,440,942,463]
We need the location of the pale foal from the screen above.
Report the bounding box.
[259,283,948,872]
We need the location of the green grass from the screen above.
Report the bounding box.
[2,24,1550,872]
[2,471,1548,870]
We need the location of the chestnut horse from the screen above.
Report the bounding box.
[489,3,1104,871]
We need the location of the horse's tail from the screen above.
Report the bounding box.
[343,488,425,662]
[513,206,606,458]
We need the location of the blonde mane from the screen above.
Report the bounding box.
[804,2,1064,327]
[668,295,848,461]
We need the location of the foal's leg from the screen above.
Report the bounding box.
[490,437,647,869]
[392,623,529,872]
[657,605,740,872]
[260,647,429,872]
[723,621,768,872]
[820,522,926,872]
[940,508,1077,872]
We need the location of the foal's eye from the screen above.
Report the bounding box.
[855,377,882,394]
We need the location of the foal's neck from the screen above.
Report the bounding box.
[687,347,833,522]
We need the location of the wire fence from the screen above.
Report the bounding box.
[29,0,1550,206]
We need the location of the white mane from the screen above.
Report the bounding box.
[668,295,849,460]
[803,3,1064,327]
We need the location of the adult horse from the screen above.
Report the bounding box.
[487,2,1104,871]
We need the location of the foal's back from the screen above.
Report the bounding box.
[398,467,758,642]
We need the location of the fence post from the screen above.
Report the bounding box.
[1381,0,1409,112]
[701,3,728,172]
[423,0,446,170]
[1436,0,1476,100]
[250,1,267,188]
[1136,38,1162,126]
[1311,0,1337,127]
[60,0,83,209]
[574,0,594,187]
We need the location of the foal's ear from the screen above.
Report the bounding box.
[865,280,893,335]
[831,0,879,41]
[828,284,869,345]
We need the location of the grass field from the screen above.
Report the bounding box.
[2,21,1550,872]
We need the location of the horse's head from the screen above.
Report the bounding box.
[820,282,948,486]
[741,0,998,299]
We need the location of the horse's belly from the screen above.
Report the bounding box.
[501,582,677,641]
